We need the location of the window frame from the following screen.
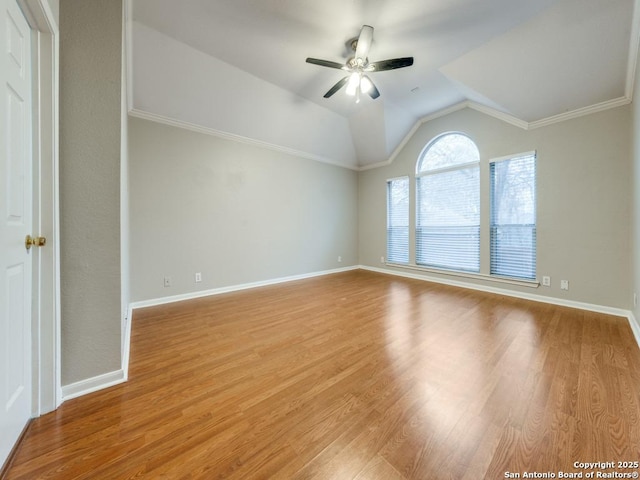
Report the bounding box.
[386,176,410,265]
[415,132,481,273]
[382,133,540,288]
[489,151,537,281]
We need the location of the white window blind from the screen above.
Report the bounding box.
[387,177,409,264]
[416,133,480,272]
[490,153,536,280]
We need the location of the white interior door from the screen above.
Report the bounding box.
[0,0,32,466]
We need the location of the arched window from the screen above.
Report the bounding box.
[417,133,480,172]
[416,133,480,272]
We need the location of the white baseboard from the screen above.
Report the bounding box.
[362,265,640,350]
[61,369,127,402]
[122,303,134,381]
[360,265,632,319]
[129,266,359,310]
[628,311,640,348]
[65,266,359,403]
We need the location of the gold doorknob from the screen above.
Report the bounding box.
[25,235,46,251]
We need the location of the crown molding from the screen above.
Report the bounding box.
[527,96,631,129]
[466,102,528,129]
[360,91,633,171]
[132,91,634,173]
[128,109,360,171]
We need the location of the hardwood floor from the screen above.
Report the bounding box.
[5,270,640,479]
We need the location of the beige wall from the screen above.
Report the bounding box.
[59,0,122,384]
[128,116,359,302]
[359,106,632,309]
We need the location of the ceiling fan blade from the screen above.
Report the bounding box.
[363,75,380,99]
[355,25,373,62]
[324,76,349,98]
[306,58,347,70]
[367,57,414,71]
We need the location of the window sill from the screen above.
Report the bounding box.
[384,262,540,288]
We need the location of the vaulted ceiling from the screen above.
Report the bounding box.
[130,0,638,169]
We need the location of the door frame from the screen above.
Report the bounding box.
[18,0,60,415]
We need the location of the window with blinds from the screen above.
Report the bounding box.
[490,153,537,280]
[416,133,480,272]
[386,177,409,264]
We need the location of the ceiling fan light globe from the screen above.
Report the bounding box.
[346,72,360,96]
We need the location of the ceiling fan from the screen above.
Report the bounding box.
[306,25,413,102]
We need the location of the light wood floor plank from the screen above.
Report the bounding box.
[4,270,640,479]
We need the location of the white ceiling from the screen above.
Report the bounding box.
[131,0,637,168]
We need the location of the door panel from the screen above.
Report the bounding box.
[0,0,32,467]
[5,264,25,410]
[7,85,25,220]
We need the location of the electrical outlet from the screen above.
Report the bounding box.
[337,256,342,263]
[380,256,385,264]
[163,276,172,288]
[560,280,569,291]
[542,276,551,287]
[634,293,638,307]
[195,272,202,283]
